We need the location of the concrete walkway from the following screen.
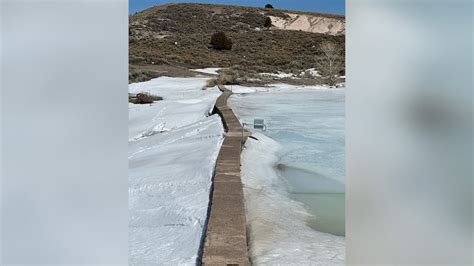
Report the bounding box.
[202,84,250,265]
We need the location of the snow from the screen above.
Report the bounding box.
[129,77,220,141]
[260,71,295,79]
[229,83,330,94]
[300,68,322,78]
[260,69,323,80]
[129,76,224,265]
[228,86,258,94]
[191,67,221,75]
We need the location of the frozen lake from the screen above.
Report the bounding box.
[229,86,345,264]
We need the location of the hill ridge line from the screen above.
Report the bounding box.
[133,2,344,20]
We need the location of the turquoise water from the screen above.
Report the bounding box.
[229,89,345,236]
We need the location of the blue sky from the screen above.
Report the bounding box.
[129,0,345,15]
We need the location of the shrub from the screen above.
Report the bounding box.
[316,41,344,86]
[264,16,272,28]
[265,4,274,8]
[210,32,233,50]
[203,78,218,89]
[130,92,162,104]
[218,69,240,85]
[302,70,313,79]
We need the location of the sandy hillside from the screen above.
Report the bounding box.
[269,13,345,35]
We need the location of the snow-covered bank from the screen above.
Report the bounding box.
[242,133,344,265]
[129,76,219,141]
[129,77,224,264]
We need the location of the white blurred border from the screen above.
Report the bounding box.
[1,0,128,264]
[347,0,472,264]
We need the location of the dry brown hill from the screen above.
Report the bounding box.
[129,3,345,84]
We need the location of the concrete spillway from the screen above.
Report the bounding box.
[202,84,250,265]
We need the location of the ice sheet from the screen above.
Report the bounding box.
[229,87,345,264]
[230,88,345,182]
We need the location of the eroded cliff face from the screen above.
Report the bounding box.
[270,13,345,35]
